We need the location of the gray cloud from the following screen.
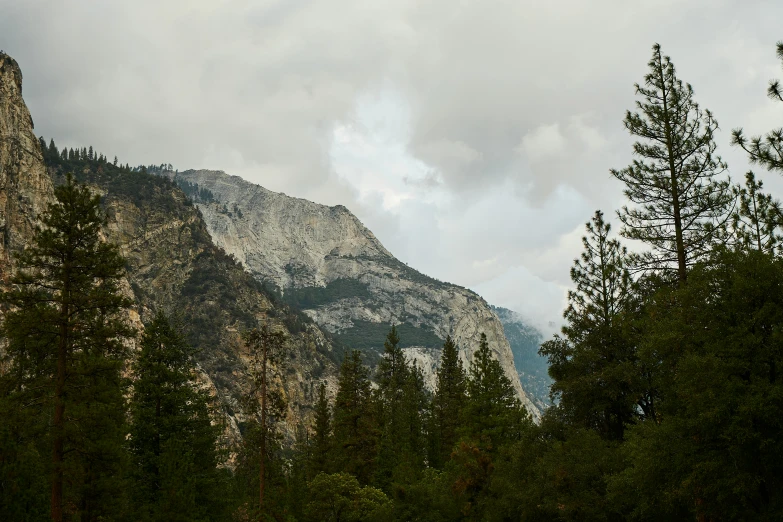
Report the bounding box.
[2,0,782,327]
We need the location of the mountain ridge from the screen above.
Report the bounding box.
[164,168,542,417]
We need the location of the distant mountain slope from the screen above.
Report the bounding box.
[0,53,339,443]
[164,168,541,417]
[493,306,552,411]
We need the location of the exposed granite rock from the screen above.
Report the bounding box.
[168,169,541,418]
[0,52,55,280]
[493,306,553,411]
[0,54,339,443]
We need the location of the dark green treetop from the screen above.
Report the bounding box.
[612,43,733,283]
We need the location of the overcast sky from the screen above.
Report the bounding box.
[2,1,782,332]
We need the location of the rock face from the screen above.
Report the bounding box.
[0,54,339,442]
[168,169,541,417]
[493,306,553,412]
[0,52,55,279]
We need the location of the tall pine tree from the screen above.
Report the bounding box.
[240,323,288,516]
[540,211,641,439]
[462,333,527,450]
[332,350,377,485]
[727,171,783,255]
[128,312,228,521]
[1,173,133,521]
[306,382,333,479]
[429,336,467,469]
[612,43,732,284]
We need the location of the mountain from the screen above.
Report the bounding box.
[492,306,553,411]
[0,53,55,280]
[0,52,340,442]
[162,169,541,417]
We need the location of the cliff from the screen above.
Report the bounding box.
[0,53,54,280]
[0,53,340,442]
[167,169,541,417]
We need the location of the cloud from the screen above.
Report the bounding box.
[2,0,782,328]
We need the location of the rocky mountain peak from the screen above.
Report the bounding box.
[0,52,54,277]
[167,168,542,418]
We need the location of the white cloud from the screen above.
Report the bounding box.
[2,0,782,328]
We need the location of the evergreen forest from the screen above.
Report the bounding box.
[2,42,783,521]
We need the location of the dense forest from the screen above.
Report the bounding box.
[1,42,783,521]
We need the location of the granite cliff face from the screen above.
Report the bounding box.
[167,169,540,417]
[0,53,55,280]
[493,306,553,411]
[0,54,339,442]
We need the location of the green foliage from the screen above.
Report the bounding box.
[541,211,643,440]
[726,171,783,254]
[335,319,443,350]
[174,177,216,203]
[373,326,428,491]
[332,350,378,485]
[493,306,552,408]
[1,174,134,520]
[283,278,373,310]
[303,472,392,522]
[462,333,529,451]
[128,312,229,521]
[733,41,783,173]
[429,336,467,469]
[306,382,334,479]
[611,249,783,521]
[611,44,732,282]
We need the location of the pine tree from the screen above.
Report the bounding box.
[241,323,288,514]
[462,334,527,450]
[307,382,333,479]
[374,325,427,489]
[332,350,377,485]
[540,211,643,439]
[128,312,228,521]
[1,173,133,521]
[88,146,93,161]
[728,171,783,255]
[429,336,467,469]
[733,42,783,173]
[612,43,733,284]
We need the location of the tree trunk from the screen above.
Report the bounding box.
[657,51,688,285]
[259,339,267,518]
[51,296,69,522]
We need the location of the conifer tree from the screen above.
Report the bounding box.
[462,334,527,450]
[612,43,733,283]
[429,336,467,469]
[733,42,783,173]
[332,350,377,485]
[307,382,333,479]
[540,211,641,439]
[240,323,287,515]
[728,171,783,255]
[128,312,228,521]
[1,173,133,521]
[374,325,427,488]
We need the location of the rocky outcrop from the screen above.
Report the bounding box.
[493,306,552,411]
[168,169,541,417]
[0,54,339,443]
[0,52,55,280]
